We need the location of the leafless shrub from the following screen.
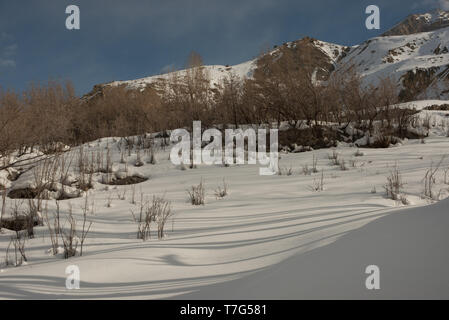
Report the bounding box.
[44,201,60,255]
[61,212,77,258]
[79,195,93,256]
[278,166,293,176]
[384,165,404,201]
[152,195,172,239]
[33,155,60,204]
[76,146,94,191]
[5,231,27,267]
[188,180,206,205]
[131,194,172,240]
[422,157,444,200]
[131,193,150,240]
[60,196,92,258]
[214,179,229,199]
[310,171,325,192]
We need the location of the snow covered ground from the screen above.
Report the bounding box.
[1,105,449,299]
[179,197,449,299]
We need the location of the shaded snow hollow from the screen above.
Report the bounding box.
[179,198,449,299]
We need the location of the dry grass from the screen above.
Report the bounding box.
[188,180,206,205]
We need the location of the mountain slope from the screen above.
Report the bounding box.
[337,26,449,100]
[93,38,347,94]
[382,10,449,36]
[87,10,449,102]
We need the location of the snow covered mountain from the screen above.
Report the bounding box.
[338,22,449,100]
[88,10,449,101]
[94,37,347,93]
[382,9,449,36]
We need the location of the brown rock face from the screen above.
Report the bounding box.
[383,10,449,36]
[254,37,347,82]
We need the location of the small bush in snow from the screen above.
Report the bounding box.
[188,180,206,205]
[310,171,325,192]
[422,158,444,200]
[131,194,172,240]
[384,165,404,201]
[5,231,27,267]
[278,166,293,176]
[60,196,92,258]
[214,179,229,199]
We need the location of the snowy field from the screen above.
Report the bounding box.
[1,105,449,299]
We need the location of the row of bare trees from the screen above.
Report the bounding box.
[0,50,416,161]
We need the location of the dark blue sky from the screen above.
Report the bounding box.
[0,0,447,95]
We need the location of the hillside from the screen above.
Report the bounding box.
[382,9,449,36]
[338,25,449,100]
[86,9,449,102]
[89,38,347,94]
